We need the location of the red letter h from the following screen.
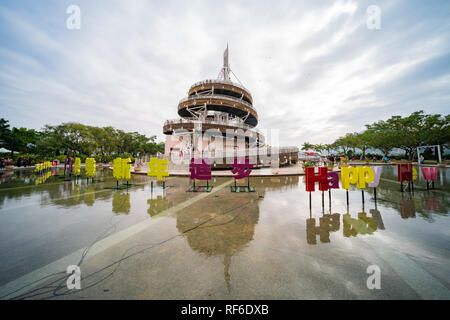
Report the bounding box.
[305,167,329,192]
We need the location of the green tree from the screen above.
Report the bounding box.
[323,143,334,155]
[313,143,325,154]
[301,142,314,151]
[368,111,449,160]
[0,118,11,150]
[354,130,375,160]
[333,134,356,156]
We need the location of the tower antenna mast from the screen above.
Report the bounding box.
[218,44,231,81]
[218,44,244,86]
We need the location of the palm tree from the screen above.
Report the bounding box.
[301,142,314,151]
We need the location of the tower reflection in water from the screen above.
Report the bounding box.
[149,176,299,290]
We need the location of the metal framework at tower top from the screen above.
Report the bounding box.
[217,45,244,86]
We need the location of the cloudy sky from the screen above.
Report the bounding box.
[0,0,449,146]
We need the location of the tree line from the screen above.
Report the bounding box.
[301,111,449,161]
[0,119,165,163]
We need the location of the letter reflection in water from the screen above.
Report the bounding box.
[425,197,440,211]
[306,214,340,244]
[343,212,377,237]
[307,203,385,244]
[112,192,131,214]
[147,196,170,217]
[399,199,416,219]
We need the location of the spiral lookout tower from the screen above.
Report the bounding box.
[163,46,297,167]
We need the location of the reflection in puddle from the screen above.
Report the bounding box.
[147,196,170,217]
[0,166,448,299]
[35,171,53,185]
[343,212,378,237]
[399,199,416,219]
[306,208,385,244]
[307,213,340,244]
[176,198,260,290]
[84,186,95,207]
[112,192,131,215]
[425,197,440,211]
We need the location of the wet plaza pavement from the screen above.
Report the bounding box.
[0,166,448,299]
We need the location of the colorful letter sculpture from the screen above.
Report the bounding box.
[340,166,358,190]
[147,158,169,181]
[398,164,412,182]
[357,167,375,189]
[397,164,418,191]
[327,172,340,189]
[113,158,123,180]
[341,166,374,189]
[305,167,328,192]
[73,157,81,176]
[231,158,253,179]
[147,157,169,189]
[35,161,52,173]
[188,158,212,192]
[64,157,73,176]
[368,166,383,188]
[35,163,42,172]
[85,158,96,179]
[421,167,438,189]
[231,157,254,192]
[112,157,132,189]
[305,163,436,210]
[123,158,131,181]
[421,167,438,181]
[190,158,212,180]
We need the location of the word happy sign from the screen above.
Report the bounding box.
[305,166,382,192]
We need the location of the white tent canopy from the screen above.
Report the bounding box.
[0,148,18,154]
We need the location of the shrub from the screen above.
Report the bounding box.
[302,160,314,168]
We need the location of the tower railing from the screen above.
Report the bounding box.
[164,117,260,132]
[179,94,256,110]
[189,80,252,97]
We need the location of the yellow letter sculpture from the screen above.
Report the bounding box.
[74,157,81,176]
[357,167,375,189]
[147,158,169,181]
[341,167,358,189]
[85,158,96,177]
[123,158,132,181]
[113,158,123,180]
[341,166,374,189]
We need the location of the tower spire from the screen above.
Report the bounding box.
[218,44,231,81]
